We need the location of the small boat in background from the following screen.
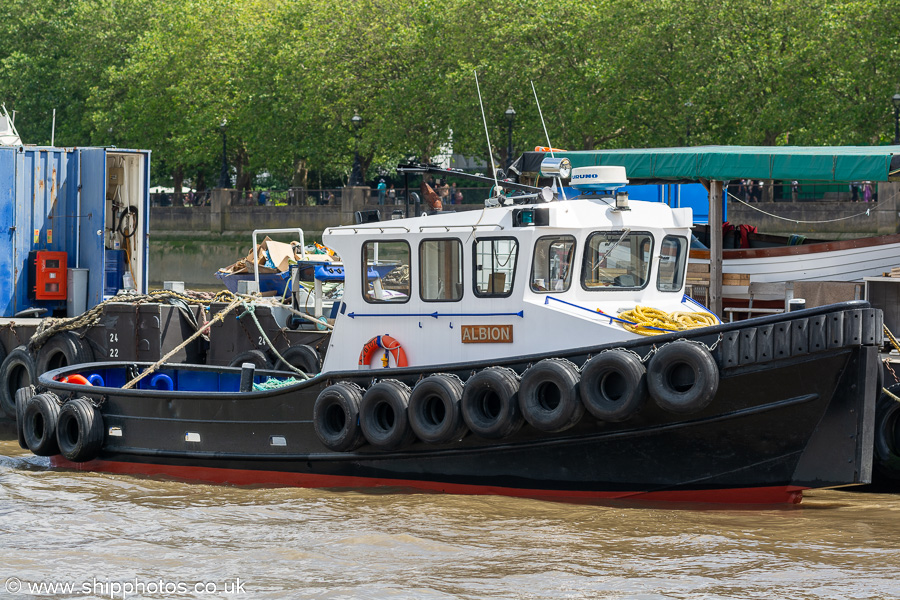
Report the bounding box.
[688,226,900,318]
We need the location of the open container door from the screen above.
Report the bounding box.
[0,148,15,316]
[78,148,107,308]
[106,150,149,294]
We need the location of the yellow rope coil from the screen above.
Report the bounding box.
[617,306,717,336]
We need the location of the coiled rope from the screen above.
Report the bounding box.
[617,306,718,336]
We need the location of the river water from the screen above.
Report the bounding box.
[1,437,899,600]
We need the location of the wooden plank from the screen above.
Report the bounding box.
[688,263,710,273]
[723,273,751,286]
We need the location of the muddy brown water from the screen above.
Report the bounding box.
[1,438,899,599]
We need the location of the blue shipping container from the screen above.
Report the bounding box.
[0,146,151,317]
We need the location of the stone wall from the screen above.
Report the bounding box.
[148,187,480,286]
[726,182,900,238]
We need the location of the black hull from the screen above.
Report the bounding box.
[40,302,880,504]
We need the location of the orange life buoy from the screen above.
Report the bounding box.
[60,374,91,385]
[359,335,408,368]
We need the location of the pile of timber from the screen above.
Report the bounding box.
[687,263,750,287]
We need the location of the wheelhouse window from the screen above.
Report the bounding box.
[582,231,653,290]
[363,240,410,303]
[531,235,576,293]
[420,239,463,302]
[657,235,688,292]
[473,238,518,297]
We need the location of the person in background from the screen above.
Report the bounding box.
[791,180,799,202]
[449,182,457,204]
[739,179,749,202]
[863,181,873,203]
[377,179,387,205]
[437,179,450,207]
[850,182,859,202]
[455,190,464,204]
[258,190,268,206]
[387,184,397,204]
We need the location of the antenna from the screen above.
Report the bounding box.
[531,81,563,196]
[474,70,500,194]
[51,108,56,147]
[531,81,554,158]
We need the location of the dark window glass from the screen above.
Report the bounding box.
[363,240,410,303]
[531,235,576,293]
[420,239,463,301]
[473,238,518,297]
[582,231,653,290]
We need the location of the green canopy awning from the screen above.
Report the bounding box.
[555,145,900,183]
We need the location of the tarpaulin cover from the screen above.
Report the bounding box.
[555,145,900,183]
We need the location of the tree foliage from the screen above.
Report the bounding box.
[1,0,898,188]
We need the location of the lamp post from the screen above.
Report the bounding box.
[892,93,900,145]
[684,101,693,146]
[505,105,516,170]
[218,118,229,188]
[350,111,363,186]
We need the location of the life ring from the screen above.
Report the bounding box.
[461,367,523,439]
[519,359,584,432]
[60,374,92,385]
[15,386,34,450]
[360,379,416,450]
[408,374,468,444]
[359,335,408,369]
[0,346,36,418]
[56,397,104,462]
[580,350,647,422]
[36,332,94,374]
[313,382,366,452]
[874,383,900,481]
[23,393,61,456]
[647,341,719,414]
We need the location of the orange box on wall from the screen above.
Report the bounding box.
[30,251,68,300]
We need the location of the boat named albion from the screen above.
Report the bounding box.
[15,160,881,505]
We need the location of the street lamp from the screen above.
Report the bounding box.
[218,118,229,188]
[505,105,516,170]
[892,93,900,145]
[350,111,363,186]
[684,101,693,146]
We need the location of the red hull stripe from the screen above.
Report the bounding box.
[49,457,806,505]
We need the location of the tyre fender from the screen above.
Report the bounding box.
[360,379,416,450]
[23,393,61,456]
[36,332,94,374]
[461,367,523,439]
[0,346,36,418]
[408,374,468,444]
[15,386,34,449]
[874,383,900,480]
[647,341,719,414]
[228,349,273,370]
[275,345,321,375]
[56,397,105,463]
[579,350,647,422]
[519,359,584,432]
[313,382,366,452]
